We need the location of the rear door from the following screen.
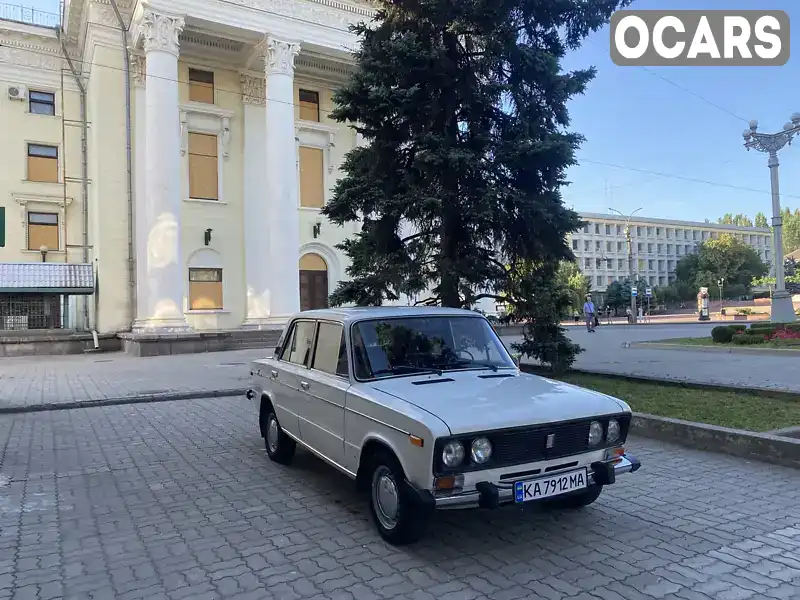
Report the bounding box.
[297,321,349,468]
[271,319,317,439]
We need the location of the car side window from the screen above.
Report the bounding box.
[336,333,349,378]
[312,322,345,376]
[282,320,316,366]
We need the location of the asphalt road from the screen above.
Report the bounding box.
[1,397,799,599]
[502,324,800,392]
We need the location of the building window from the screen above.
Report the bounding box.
[572,239,578,250]
[596,276,602,286]
[299,89,320,122]
[27,212,58,251]
[584,258,591,269]
[188,133,219,200]
[188,69,215,104]
[637,226,643,236]
[667,244,673,254]
[606,241,613,252]
[605,224,611,235]
[618,259,624,269]
[617,242,623,251]
[616,225,622,235]
[595,241,601,251]
[637,242,644,252]
[188,268,223,310]
[299,147,325,208]
[594,224,601,234]
[29,91,55,116]
[584,240,590,251]
[583,224,589,234]
[27,144,58,182]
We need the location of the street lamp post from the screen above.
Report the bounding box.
[717,277,725,314]
[609,207,643,324]
[743,115,800,323]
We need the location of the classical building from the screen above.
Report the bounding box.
[570,212,773,294]
[0,0,373,346]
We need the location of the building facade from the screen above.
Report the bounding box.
[570,212,773,293]
[0,0,374,335]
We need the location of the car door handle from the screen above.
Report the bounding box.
[300,381,309,390]
[270,370,278,378]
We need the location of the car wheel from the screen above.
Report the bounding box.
[547,485,603,510]
[368,452,429,545]
[264,409,295,465]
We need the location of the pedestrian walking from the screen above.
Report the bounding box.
[583,294,596,332]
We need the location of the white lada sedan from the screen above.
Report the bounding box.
[247,307,641,545]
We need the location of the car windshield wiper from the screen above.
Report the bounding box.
[439,359,499,372]
[372,365,444,377]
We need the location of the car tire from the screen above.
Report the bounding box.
[263,408,295,465]
[548,485,603,509]
[367,451,429,546]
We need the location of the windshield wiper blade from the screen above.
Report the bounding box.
[440,359,499,372]
[373,365,444,377]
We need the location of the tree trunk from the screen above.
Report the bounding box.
[439,30,462,308]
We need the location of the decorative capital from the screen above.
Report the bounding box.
[240,74,265,106]
[141,10,185,56]
[130,54,146,87]
[264,37,300,76]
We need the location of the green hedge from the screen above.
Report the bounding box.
[733,334,766,345]
[728,324,747,333]
[711,326,734,343]
[747,326,777,337]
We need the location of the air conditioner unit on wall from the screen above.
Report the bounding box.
[7,85,28,101]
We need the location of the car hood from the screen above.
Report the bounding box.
[367,371,628,435]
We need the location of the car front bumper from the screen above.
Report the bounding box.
[430,454,641,510]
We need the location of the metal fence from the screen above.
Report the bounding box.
[0,3,60,28]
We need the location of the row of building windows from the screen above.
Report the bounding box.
[592,275,674,287]
[188,68,322,122]
[579,222,768,245]
[573,239,697,256]
[187,253,329,312]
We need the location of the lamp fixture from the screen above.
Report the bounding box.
[312,222,321,239]
[39,245,48,263]
[204,228,213,246]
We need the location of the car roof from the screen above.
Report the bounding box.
[291,306,483,325]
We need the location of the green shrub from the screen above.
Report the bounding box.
[711,326,734,343]
[728,324,747,333]
[733,334,766,345]
[747,326,776,337]
[786,322,800,332]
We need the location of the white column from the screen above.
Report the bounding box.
[240,74,271,327]
[134,9,189,331]
[131,54,148,328]
[264,36,301,322]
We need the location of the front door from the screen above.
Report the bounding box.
[299,270,328,311]
[297,320,348,468]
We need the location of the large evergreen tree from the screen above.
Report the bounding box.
[324,0,628,310]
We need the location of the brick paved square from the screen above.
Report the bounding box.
[1,397,799,599]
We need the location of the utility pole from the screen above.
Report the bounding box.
[743,115,799,323]
[610,207,643,324]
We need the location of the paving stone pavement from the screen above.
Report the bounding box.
[1,397,799,599]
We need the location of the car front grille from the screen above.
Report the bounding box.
[433,414,631,475]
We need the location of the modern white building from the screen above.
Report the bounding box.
[0,0,373,347]
[570,212,773,293]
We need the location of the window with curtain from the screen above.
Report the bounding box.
[188,268,223,310]
[188,133,219,200]
[299,146,324,208]
[27,212,58,251]
[189,69,215,104]
[298,89,320,121]
[27,144,58,182]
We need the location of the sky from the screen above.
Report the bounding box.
[19,0,800,224]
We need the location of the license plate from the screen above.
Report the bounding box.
[514,468,587,503]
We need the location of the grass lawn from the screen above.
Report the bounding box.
[644,337,800,351]
[645,337,716,346]
[548,372,800,432]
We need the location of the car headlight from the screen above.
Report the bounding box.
[442,441,465,467]
[470,437,492,464]
[607,419,621,443]
[588,421,604,446]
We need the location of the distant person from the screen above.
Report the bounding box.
[626,307,632,323]
[573,311,580,324]
[583,294,596,333]
[606,305,612,325]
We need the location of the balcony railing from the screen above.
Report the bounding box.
[0,3,60,28]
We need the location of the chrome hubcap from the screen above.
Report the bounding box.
[267,415,280,453]
[372,466,399,530]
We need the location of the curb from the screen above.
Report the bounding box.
[519,364,800,401]
[632,342,800,356]
[0,388,247,415]
[631,413,800,470]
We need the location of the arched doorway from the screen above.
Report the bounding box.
[299,253,328,311]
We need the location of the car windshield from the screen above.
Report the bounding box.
[351,316,515,380]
